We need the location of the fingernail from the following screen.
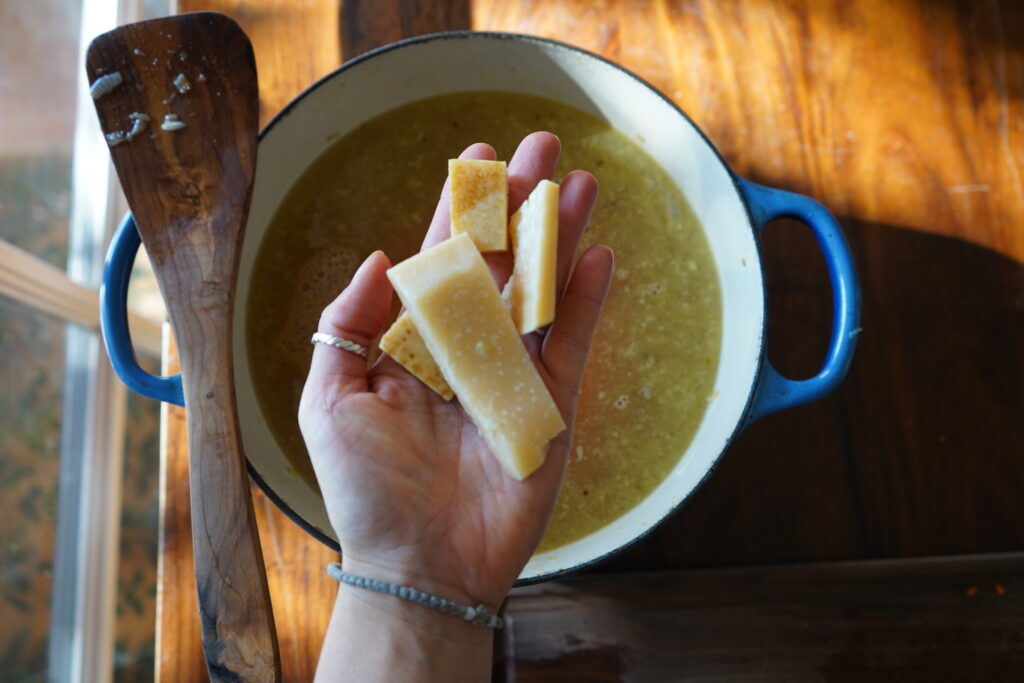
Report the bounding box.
[355,251,382,278]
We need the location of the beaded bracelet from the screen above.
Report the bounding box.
[327,563,504,629]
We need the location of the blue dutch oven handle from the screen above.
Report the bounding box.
[100,213,185,406]
[738,178,861,425]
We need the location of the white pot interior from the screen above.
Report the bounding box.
[233,33,765,581]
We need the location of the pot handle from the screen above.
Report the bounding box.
[100,213,185,406]
[737,178,860,425]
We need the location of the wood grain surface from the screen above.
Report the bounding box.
[158,0,1024,679]
[498,552,1024,681]
[161,335,333,682]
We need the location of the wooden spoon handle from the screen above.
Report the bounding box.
[179,318,280,682]
[86,13,277,679]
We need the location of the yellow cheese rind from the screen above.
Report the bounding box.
[449,159,508,252]
[504,179,559,334]
[387,234,565,480]
[380,311,454,400]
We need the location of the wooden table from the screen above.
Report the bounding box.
[157,1,1024,680]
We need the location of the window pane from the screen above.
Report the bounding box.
[0,0,83,268]
[138,0,173,21]
[128,248,168,332]
[0,294,66,680]
[113,354,160,682]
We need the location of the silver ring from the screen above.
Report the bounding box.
[311,332,369,359]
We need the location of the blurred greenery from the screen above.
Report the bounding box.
[113,354,160,683]
[0,155,160,679]
[0,284,161,683]
[0,295,65,682]
[0,154,71,269]
[2,0,168,677]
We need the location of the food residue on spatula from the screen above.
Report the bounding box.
[173,72,192,94]
[93,63,200,143]
[90,71,123,99]
[161,113,186,131]
[104,112,151,147]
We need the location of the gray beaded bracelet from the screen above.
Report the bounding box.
[327,563,504,629]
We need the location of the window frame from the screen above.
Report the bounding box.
[0,0,173,680]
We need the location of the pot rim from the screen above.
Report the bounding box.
[246,29,767,582]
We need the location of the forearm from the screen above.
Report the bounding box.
[316,569,495,682]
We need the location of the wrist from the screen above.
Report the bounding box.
[341,554,506,613]
[335,573,493,647]
[321,563,495,682]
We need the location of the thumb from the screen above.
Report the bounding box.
[305,250,393,404]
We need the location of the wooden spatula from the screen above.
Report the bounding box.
[87,13,280,682]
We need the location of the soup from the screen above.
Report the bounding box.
[247,91,721,551]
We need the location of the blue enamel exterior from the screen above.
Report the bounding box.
[737,177,861,425]
[100,213,185,406]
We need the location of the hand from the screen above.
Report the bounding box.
[299,132,613,611]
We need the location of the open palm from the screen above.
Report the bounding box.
[298,132,612,609]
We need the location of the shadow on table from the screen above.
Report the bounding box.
[598,212,1024,575]
[498,554,1024,681]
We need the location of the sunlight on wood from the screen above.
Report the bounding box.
[472,0,1024,262]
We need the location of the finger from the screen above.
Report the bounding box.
[554,170,599,299]
[507,131,561,213]
[542,246,614,390]
[307,250,393,399]
[422,143,497,250]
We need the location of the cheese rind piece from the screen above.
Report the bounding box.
[387,234,565,480]
[449,159,508,252]
[503,179,559,334]
[380,312,454,400]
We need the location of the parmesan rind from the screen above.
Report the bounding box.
[503,179,559,333]
[387,234,565,480]
[380,311,453,400]
[449,159,508,252]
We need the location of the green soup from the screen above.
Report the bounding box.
[247,91,722,551]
